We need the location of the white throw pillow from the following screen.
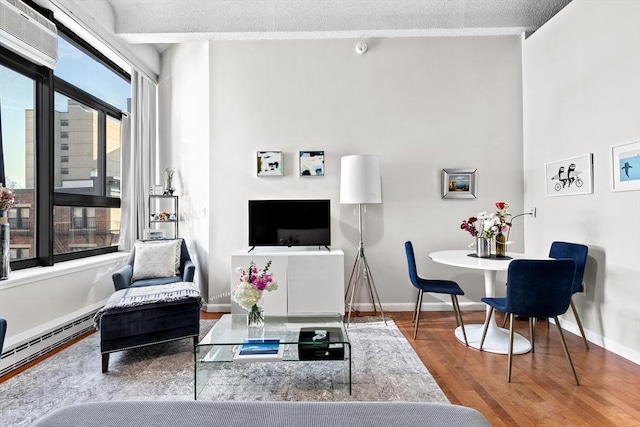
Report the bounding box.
[131,239,182,282]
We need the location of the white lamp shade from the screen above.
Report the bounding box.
[340,155,382,204]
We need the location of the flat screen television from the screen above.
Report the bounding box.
[248,199,331,249]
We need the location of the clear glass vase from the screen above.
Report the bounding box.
[246,304,264,329]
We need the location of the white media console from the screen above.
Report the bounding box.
[230,249,345,315]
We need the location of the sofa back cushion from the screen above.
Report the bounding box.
[132,239,182,282]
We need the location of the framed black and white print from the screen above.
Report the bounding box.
[611,141,640,192]
[299,151,324,176]
[545,153,593,197]
[441,169,477,199]
[257,151,283,176]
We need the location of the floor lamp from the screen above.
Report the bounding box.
[340,155,387,326]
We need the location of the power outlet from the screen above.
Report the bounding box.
[530,207,537,218]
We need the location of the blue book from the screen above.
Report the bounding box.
[234,338,283,362]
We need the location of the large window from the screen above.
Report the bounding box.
[0,63,37,263]
[0,7,130,269]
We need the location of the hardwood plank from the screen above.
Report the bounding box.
[389,310,640,426]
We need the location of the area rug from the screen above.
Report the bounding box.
[0,318,448,426]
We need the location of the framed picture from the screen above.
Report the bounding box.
[153,184,164,195]
[299,150,324,176]
[257,151,283,176]
[441,169,477,199]
[545,153,593,197]
[611,141,640,192]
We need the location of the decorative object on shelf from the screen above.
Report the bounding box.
[442,168,477,199]
[153,184,164,195]
[0,184,15,280]
[299,150,325,176]
[545,153,593,197]
[461,201,512,258]
[164,167,175,195]
[340,154,386,325]
[231,260,278,328]
[611,141,640,192]
[257,151,283,176]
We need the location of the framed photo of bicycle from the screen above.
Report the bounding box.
[545,153,594,197]
[611,141,640,192]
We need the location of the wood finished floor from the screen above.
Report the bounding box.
[203,310,640,426]
[386,310,640,427]
[2,310,638,426]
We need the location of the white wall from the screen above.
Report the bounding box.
[0,254,127,348]
[158,42,211,300]
[523,0,640,363]
[160,36,526,311]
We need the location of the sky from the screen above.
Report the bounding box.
[1,36,131,189]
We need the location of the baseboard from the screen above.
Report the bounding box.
[0,306,101,377]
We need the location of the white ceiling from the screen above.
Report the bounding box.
[63,0,573,52]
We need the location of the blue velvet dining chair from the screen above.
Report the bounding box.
[0,317,6,353]
[404,241,468,343]
[549,241,589,349]
[479,259,579,385]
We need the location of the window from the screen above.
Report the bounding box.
[51,30,128,258]
[0,62,37,263]
[0,15,130,269]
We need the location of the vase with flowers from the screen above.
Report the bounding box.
[231,260,278,328]
[0,183,15,279]
[461,201,512,258]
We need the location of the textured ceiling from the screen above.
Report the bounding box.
[65,0,573,51]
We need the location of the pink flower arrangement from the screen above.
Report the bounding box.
[231,260,278,311]
[461,202,512,240]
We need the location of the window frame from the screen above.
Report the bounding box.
[0,5,130,270]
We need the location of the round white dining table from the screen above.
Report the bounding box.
[429,250,532,355]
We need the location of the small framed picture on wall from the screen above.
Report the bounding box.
[299,151,325,176]
[441,168,477,199]
[257,151,283,176]
[544,153,593,197]
[611,141,640,192]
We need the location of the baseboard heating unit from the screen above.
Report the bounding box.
[0,310,98,377]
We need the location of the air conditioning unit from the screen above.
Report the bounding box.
[0,0,57,69]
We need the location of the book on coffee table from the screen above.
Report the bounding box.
[233,338,283,362]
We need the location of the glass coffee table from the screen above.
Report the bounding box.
[194,313,351,399]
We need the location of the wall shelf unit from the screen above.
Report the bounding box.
[148,195,179,238]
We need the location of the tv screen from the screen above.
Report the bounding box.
[249,199,331,248]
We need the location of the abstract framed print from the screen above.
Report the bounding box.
[257,151,283,176]
[299,151,325,176]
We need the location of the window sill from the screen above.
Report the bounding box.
[0,252,129,291]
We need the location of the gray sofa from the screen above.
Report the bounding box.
[32,400,491,426]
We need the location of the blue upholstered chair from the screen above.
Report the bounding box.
[0,317,6,353]
[480,259,579,385]
[112,239,195,291]
[404,241,467,343]
[549,241,589,349]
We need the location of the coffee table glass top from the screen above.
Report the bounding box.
[198,313,348,347]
